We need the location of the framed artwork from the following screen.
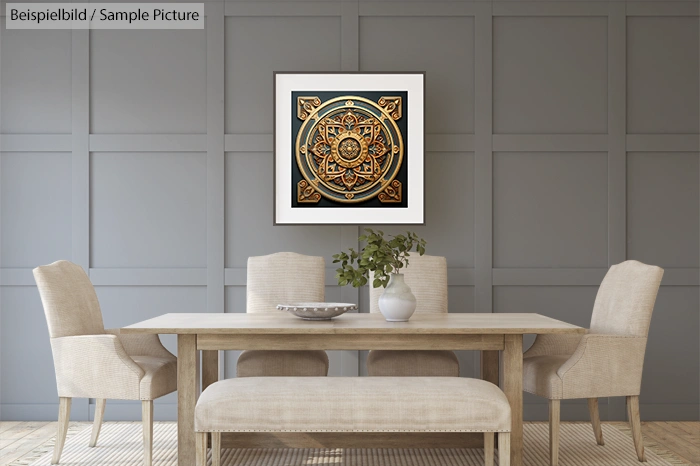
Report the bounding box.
[274,72,425,225]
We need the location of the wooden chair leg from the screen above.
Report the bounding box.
[627,395,646,462]
[498,432,510,466]
[549,399,560,466]
[51,397,71,464]
[196,432,208,466]
[212,432,221,466]
[142,400,153,466]
[587,398,605,446]
[484,432,494,466]
[89,399,106,447]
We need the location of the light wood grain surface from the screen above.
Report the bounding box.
[123,313,584,466]
[122,313,586,335]
[196,333,506,351]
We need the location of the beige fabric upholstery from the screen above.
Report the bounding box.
[195,377,511,433]
[523,260,663,400]
[33,260,177,401]
[589,261,664,337]
[236,350,329,377]
[366,350,460,377]
[246,252,325,313]
[34,260,104,338]
[50,334,144,400]
[523,333,585,358]
[105,328,176,360]
[132,356,178,400]
[367,255,458,377]
[238,252,329,377]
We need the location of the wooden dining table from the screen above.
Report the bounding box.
[122,312,585,466]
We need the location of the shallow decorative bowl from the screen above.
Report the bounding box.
[277,302,357,320]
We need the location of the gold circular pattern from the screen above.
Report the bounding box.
[295,95,404,204]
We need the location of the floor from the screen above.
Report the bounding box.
[0,421,698,466]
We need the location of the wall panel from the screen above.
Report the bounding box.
[626,16,699,134]
[225,16,342,134]
[0,0,698,421]
[493,16,608,134]
[493,152,608,268]
[90,29,207,134]
[640,286,700,420]
[0,287,59,419]
[1,153,72,268]
[359,16,475,134]
[90,152,207,268]
[0,24,72,134]
[627,152,700,268]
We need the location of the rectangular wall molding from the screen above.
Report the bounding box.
[493,135,608,152]
[89,135,207,152]
[1,0,698,421]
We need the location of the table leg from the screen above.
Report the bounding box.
[503,334,523,466]
[481,350,500,386]
[202,350,219,392]
[178,334,198,466]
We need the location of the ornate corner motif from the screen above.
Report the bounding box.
[297,96,321,120]
[295,94,405,205]
[297,179,321,203]
[378,180,402,203]
[378,96,402,120]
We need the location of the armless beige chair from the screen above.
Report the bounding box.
[523,260,663,465]
[33,260,177,466]
[236,252,329,377]
[367,255,459,376]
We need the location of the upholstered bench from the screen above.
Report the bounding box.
[195,377,511,466]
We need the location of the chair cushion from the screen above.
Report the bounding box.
[367,350,459,377]
[195,377,511,433]
[236,350,329,377]
[132,356,177,400]
[523,355,569,399]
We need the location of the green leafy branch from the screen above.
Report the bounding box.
[332,228,427,288]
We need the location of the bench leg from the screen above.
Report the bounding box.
[498,432,510,466]
[484,432,494,466]
[196,432,208,466]
[212,432,221,466]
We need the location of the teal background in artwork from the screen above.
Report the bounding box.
[291,90,409,208]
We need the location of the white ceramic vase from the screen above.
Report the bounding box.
[378,273,417,322]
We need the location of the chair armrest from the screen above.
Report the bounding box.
[557,334,648,398]
[50,334,144,400]
[105,328,176,360]
[524,333,586,358]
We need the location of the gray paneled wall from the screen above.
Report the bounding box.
[0,0,698,423]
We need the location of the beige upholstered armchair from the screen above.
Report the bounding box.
[368,255,459,376]
[33,260,177,465]
[523,260,663,465]
[236,252,329,377]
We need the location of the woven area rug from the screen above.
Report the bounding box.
[11,422,688,466]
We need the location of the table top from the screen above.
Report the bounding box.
[121,312,585,335]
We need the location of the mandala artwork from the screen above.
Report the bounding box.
[293,94,407,207]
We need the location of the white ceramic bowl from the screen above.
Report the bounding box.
[277,302,357,320]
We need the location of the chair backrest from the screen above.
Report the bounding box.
[33,260,105,338]
[369,255,448,314]
[246,252,325,313]
[589,260,664,337]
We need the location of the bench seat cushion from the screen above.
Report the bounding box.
[195,377,511,433]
